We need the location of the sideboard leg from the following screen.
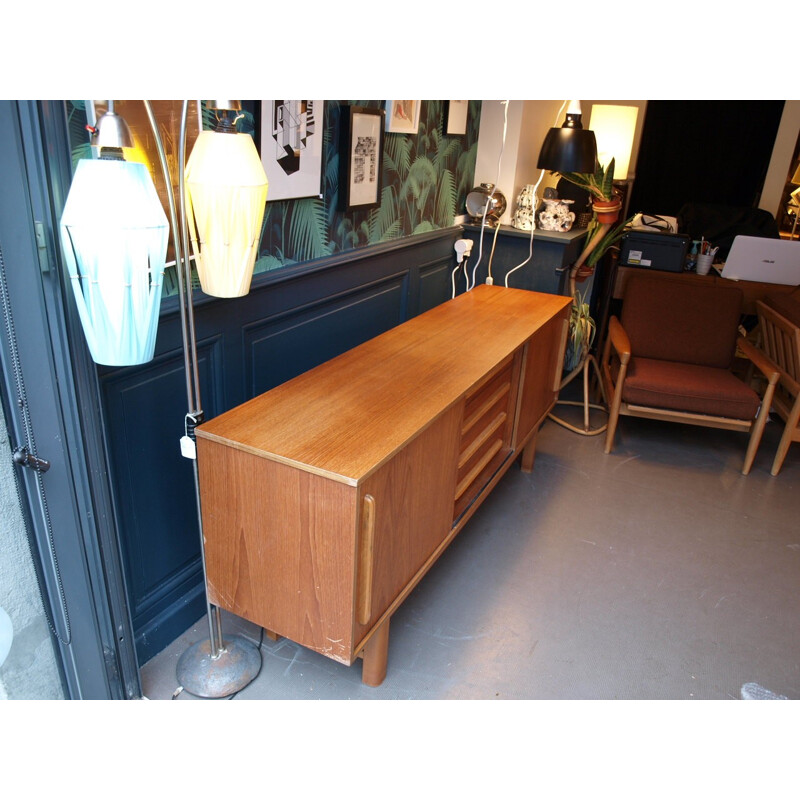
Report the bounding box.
[520,429,539,473]
[361,617,391,687]
[264,628,280,642]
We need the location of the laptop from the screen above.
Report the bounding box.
[719,235,800,285]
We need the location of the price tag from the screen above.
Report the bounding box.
[180,435,197,460]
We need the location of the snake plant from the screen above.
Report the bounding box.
[557,157,617,202]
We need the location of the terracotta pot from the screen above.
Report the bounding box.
[592,198,622,224]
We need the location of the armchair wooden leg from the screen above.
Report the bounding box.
[771,396,800,476]
[743,381,777,475]
[604,385,625,454]
[603,356,627,455]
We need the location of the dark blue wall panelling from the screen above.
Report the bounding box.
[99,228,464,663]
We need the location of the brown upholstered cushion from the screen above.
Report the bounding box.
[621,274,743,368]
[763,293,800,328]
[621,357,761,420]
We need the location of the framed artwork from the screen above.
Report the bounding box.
[259,100,324,201]
[340,105,385,212]
[385,101,420,134]
[444,100,469,136]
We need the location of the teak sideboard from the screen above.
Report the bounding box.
[195,284,572,686]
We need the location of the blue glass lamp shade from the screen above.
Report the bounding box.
[59,158,168,366]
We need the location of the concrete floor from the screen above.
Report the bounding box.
[141,408,800,701]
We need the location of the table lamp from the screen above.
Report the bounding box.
[537,100,598,174]
[587,104,638,182]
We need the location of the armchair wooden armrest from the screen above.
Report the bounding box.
[737,336,780,386]
[601,316,632,455]
[603,315,631,365]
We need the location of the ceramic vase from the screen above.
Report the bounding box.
[538,198,576,232]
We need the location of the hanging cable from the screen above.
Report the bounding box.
[486,219,502,286]
[504,168,546,288]
[469,100,509,290]
[504,101,569,289]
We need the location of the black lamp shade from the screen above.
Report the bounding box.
[537,127,598,174]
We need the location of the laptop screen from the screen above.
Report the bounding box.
[720,235,800,285]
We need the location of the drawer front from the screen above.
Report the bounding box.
[453,356,518,521]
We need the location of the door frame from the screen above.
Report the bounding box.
[0,100,139,699]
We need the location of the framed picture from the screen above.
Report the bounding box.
[259,101,324,201]
[340,105,385,212]
[444,100,469,136]
[385,101,420,134]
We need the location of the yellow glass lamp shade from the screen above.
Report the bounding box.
[588,104,639,181]
[59,157,168,366]
[185,130,269,298]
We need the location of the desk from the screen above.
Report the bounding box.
[195,285,571,686]
[613,265,800,315]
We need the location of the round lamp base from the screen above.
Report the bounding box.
[176,635,261,699]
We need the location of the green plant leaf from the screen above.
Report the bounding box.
[586,215,635,267]
[287,198,330,261]
[253,253,286,274]
[436,168,457,226]
[368,184,400,242]
[600,157,615,199]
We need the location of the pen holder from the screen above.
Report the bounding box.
[696,253,714,275]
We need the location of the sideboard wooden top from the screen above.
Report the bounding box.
[196,284,571,485]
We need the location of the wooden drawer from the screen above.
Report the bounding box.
[453,356,517,521]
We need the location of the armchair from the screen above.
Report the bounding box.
[601,273,779,474]
[756,295,800,475]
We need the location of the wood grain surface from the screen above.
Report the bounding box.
[196,284,572,485]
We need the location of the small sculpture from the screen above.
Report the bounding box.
[512,184,536,231]
[466,183,507,226]
[538,198,575,232]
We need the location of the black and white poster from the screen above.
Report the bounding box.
[260,100,324,201]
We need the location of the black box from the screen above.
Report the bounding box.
[619,231,691,273]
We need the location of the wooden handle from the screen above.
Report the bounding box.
[357,494,376,625]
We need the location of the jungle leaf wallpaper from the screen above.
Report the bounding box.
[66,100,482,294]
[254,100,482,276]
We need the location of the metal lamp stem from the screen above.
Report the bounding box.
[143,100,260,695]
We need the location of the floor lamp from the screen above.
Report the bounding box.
[149,100,268,698]
[61,100,268,698]
[536,101,610,436]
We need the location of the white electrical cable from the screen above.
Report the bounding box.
[450,256,470,299]
[504,100,569,289]
[469,100,509,290]
[504,168,546,288]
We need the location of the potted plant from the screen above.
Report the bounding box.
[547,158,634,433]
[564,287,595,374]
[558,157,622,223]
[553,157,634,290]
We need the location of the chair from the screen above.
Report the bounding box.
[601,272,779,474]
[677,202,780,260]
[756,295,800,475]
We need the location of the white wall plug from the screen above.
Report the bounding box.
[454,239,473,264]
